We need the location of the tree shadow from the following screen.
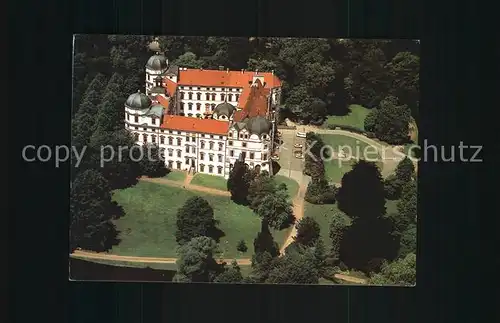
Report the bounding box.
[110,201,125,220]
[207,225,225,243]
[271,160,281,175]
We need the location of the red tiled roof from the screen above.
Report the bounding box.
[160,115,230,135]
[163,78,178,96]
[177,69,281,89]
[156,95,170,109]
[233,79,270,122]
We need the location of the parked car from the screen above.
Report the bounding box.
[296,132,306,138]
[294,143,303,148]
[271,155,280,161]
[294,152,304,159]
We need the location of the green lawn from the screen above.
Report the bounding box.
[320,134,382,183]
[111,181,270,259]
[324,105,370,130]
[164,170,186,182]
[274,175,299,198]
[71,255,179,271]
[190,173,228,191]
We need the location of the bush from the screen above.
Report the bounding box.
[305,179,337,204]
[384,175,404,200]
[236,239,248,253]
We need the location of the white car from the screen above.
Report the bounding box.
[271,155,280,161]
[296,132,306,138]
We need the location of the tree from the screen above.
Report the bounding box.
[173,236,225,283]
[227,160,251,204]
[71,112,97,148]
[214,260,244,283]
[305,178,337,204]
[293,217,321,247]
[336,160,386,220]
[364,108,379,133]
[336,160,400,271]
[255,189,295,230]
[175,196,221,245]
[77,73,108,115]
[397,180,417,225]
[87,129,142,190]
[94,73,126,132]
[236,239,248,253]
[383,174,404,200]
[173,52,205,68]
[369,253,416,286]
[247,171,278,211]
[387,52,420,120]
[329,210,351,259]
[312,238,328,274]
[372,96,412,144]
[398,224,417,258]
[395,156,415,183]
[248,251,275,283]
[139,143,168,178]
[69,169,123,252]
[266,253,320,284]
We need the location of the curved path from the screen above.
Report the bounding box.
[140,176,230,197]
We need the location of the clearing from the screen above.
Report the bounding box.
[274,175,300,199]
[163,170,186,182]
[111,181,265,259]
[324,105,370,130]
[190,173,228,191]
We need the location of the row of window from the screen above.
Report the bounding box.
[227,141,268,150]
[181,102,216,112]
[179,86,241,92]
[167,159,224,174]
[127,114,158,125]
[228,131,270,140]
[133,133,225,150]
[180,92,239,102]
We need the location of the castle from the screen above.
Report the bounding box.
[124,50,282,179]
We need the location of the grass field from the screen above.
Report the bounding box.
[319,134,382,183]
[274,175,299,198]
[111,181,269,259]
[190,173,228,191]
[324,105,370,130]
[164,170,186,182]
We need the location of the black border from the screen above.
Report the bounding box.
[9,0,483,322]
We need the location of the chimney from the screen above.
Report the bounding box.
[241,69,244,74]
[218,65,224,71]
[271,70,274,75]
[255,69,259,75]
[227,68,229,73]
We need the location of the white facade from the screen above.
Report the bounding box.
[123,54,281,179]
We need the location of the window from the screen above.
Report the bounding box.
[185,158,190,164]
[188,103,193,110]
[133,133,139,141]
[135,127,138,130]
[143,128,147,131]
[188,113,193,117]
[245,134,248,139]
[242,142,247,148]
[250,152,254,159]
[209,142,214,150]
[151,135,156,143]
[168,149,173,157]
[208,165,214,173]
[263,153,268,160]
[211,93,216,100]
[134,116,139,123]
[210,135,214,138]
[191,136,196,142]
[160,136,165,144]
[191,146,196,153]
[160,130,164,133]
[229,163,233,170]
[176,161,182,169]
[228,94,233,101]
[177,150,181,158]
[185,145,189,153]
[235,94,239,101]
[196,92,201,100]
[151,117,156,125]
[188,92,193,100]
[241,152,246,159]
[230,150,234,157]
[205,103,210,112]
[143,134,148,142]
[196,103,201,111]
[180,92,185,99]
[181,102,185,110]
[168,137,173,145]
[168,160,173,168]
[228,141,233,146]
[218,155,223,162]
[229,132,233,138]
[240,133,244,139]
[264,144,268,149]
[209,154,214,162]
[211,104,216,110]
[200,141,205,149]
[200,164,205,172]
[217,166,223,174]
[177,138,182,145]
[218,143,223,151]
[200,152,205,160]
[205,93,210,100]
[221,93,225,101]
